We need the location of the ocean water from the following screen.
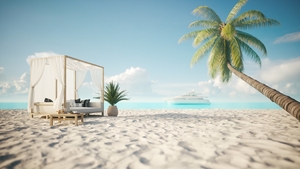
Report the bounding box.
[0,102,28,110]
[108,102,281,109]
[0,102,281,110]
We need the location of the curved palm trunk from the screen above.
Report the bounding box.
[227,63,300,121]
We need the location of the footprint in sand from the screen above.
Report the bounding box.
[48,142,59,147]
[178,141,197,152]
[139,157,149,165]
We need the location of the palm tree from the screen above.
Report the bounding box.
[104,81,129,106]
[179,0,300,120]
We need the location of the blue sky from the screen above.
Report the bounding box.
[0,0,300,103]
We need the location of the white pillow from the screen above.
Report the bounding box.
[69,99,76,107]
[65,102,70,112]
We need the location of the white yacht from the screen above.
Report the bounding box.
[165,90,210,105]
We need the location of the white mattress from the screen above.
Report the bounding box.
[70,107,103,113]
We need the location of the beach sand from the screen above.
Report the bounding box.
[0,109,299,169]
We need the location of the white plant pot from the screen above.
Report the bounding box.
[107,106,118,116]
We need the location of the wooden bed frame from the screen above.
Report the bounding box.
[30,101,104,118]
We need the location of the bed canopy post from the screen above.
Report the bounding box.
[29,62,33,117]
[63,55,67,113]
[102,68,104,104]
[74,71,77,99]
[55,80,57,99]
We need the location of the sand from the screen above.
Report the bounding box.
[0,109,299,169]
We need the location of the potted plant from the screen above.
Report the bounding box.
[104,81,129,116]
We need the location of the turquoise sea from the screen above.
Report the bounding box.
[0,102,281,110]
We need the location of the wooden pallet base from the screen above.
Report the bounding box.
[49,113,84,126]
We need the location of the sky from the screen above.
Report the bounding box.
[0,0,300,103]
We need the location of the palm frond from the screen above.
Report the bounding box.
[234,19,280,29]
[229,38,244,72]
[189,20,219,28]
[231,10,280,28]
[220,46,232,83]
[190,36,218,67]
[193,28,219,47]
[178,30,202,43]
[226,0,248,23]
[208,37,224,79]
[231,10,266,25]
[236,38,262,67]
[192,6,222,23]
[236,30,267,55]
[116,90,129,102]
[220,63,231,83]
[104,81,129,106]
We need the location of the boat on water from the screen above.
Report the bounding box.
[165,90,210,105]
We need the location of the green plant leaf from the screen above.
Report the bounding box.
[104,81,129,106]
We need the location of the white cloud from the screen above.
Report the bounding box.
[258,57,300,97]
[197,75,258,101]
[0,73,29,95]
[0,67,4,74]
[235,78,257,94]
[283,83,300,95]
[198,80,213,95]
[14,73,29,94]
[274,32,300,44]
[0,67,4,82]
[211,76,225,89]
[105,67,155,100]
[26,52,62,64]
[106,67,148,84]
[260,57,300,84]
[0,82,12,94]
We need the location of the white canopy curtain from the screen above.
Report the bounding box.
[90,69,103,99]
[47,56,65,111]
[75,70,87,99]
[27,58,47,112]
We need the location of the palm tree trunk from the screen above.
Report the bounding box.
[227,62,300,121]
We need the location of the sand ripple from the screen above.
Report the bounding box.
[0,109,299,169]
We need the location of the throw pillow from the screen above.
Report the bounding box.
[75,98,81,103]
[84,99,90,107]
[44,98,53,102]
[81,99,90,107]
[81,100,85,107]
